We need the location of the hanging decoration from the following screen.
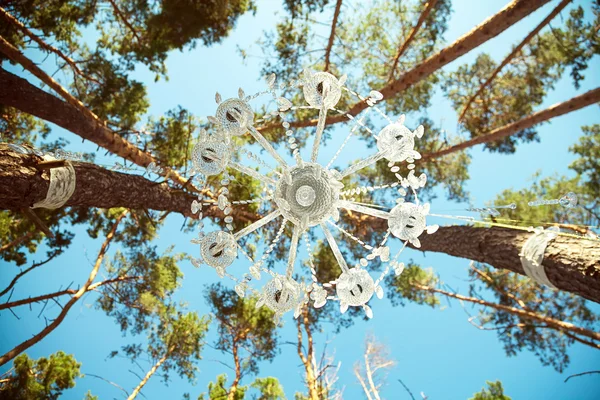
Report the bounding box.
[187,69,436,321]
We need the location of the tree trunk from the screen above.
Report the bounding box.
[0,211,127,367]
[127,348,172,400]
[414,225,600,303]
[258,0,551,133]
[228,342,241,400]
[427,86,600,160]
[0,144,260,224]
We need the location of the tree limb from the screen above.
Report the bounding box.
[457,0,572,122]
[0,210,128,367]
[387,0,439,82]
[258,0,551,133]
[324,0,343,72]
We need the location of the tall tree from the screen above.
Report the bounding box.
[121,309,210,400]
[469,381,511,400]
[204,284,281,400]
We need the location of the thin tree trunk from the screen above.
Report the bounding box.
[0,276,140,311]
[412,283,600,345]
[302,307,319,400]
[363,347,381,400]
[0,144,259,224]
[457,0,572,122]
[296,311,319,400]
[0,211,127,367]
[127,347,173,400]
[324,0,343,72]
[355,370,374,400]
[228,341,241,400]
[0,67,203,197]
[413,225,600,303]
[387,0,439,82]
[424,87,600,160]
[258,0,551,133]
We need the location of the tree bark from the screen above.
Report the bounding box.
[457,0,572,122]
[414,225,600,303]
[0,210,127,367]
[258,0,551,133]
[427,86,600,160]
[228,340,241,400]
[127,347,173,400]
[412,283,600,345]
[0,144,260,224]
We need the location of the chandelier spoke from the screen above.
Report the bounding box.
[229,160,277,187]
[340,150,388,178]
[338,200,390,220]
[311,101,328,162]
[286,226,301,278]
[249,126,288,167]
[233,209,282,241]
[320,222,349,273]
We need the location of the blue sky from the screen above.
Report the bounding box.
[1,0,599,399]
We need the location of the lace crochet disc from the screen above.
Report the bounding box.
[376,123,416,162]
[302,71,342,109]
[337,268,375,307]
[200,231,238,274]
[388,202,427,241]
[274,163,342,227]
[216,98,254,136]
[192,140,230,176]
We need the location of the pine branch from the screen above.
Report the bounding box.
[457,0,572,122]
[387,0,439,82]
[425,87,600,160]
[0,210,128,367]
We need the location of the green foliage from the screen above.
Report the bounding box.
[205,283,279,377]
[97,246,184,335]
[250,377,286,400]
[147,107,199,169]
[72,50,149,130]
[116,308,210,384]
[469,380,511,400]
[386,263,439,307]
[197,375,285,400]
[198,374,247,400]
[489,123,600,232]
[0,351,81,400]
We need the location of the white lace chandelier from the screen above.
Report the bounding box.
[188,70,437,321]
